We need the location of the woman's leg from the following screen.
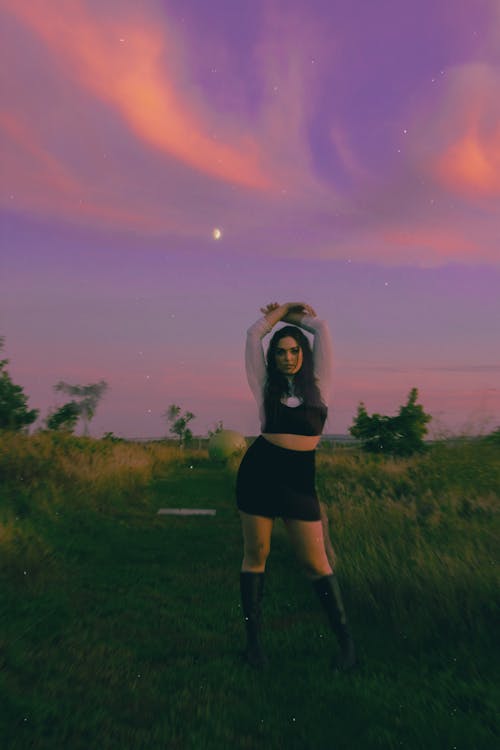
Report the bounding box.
[283,517,357,672]
[282,518,332,579]
[239,510,274,572]
[238,511,274,668]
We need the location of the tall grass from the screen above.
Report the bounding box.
[0,433,203,583]
[1,433,498,748]
[315,443,499,640]
[2,434,499,629]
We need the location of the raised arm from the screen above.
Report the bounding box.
[245,316,272,404]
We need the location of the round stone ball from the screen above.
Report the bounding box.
[208,430,247,462]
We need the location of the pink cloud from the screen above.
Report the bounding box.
[0,104,197,233]
[420,63,500,199]
[2,0,274,191]
[1,0,499,268]
[0,0,334,240]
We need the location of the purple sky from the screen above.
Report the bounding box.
[1,0,499,438]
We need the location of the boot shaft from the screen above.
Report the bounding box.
[240,572,266,663]
[312,573,357,671]
[312,573,348,630]
[240,571,265,623]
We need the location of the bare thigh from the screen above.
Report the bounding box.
[283,518,332,579]
[239,510,274,572]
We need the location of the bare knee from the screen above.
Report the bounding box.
[242,541,270,572]
[302,558,332,580]
[239,511,273,572]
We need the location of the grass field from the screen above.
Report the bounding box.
[0,434,498,749]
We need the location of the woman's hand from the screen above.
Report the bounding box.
[283,303,317,324]
[259,302,316,327]
[260,302,281,316]
[260,301,314,316]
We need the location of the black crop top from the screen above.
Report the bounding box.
[263,400,328,436]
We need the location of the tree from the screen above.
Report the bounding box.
[53,380,108,436]
[165,404,195,447]
[207,420,224,438]
[45,401,81,433]
[394,387,432,455]
[349,388,431,456]
[0,337,39,431]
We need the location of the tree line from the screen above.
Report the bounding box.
[0,337,197,445]
[3,336,497,454]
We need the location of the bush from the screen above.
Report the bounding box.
[349,388,431,456]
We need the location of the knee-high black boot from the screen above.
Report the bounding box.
[240,571,268,669]
[312,573,357,672]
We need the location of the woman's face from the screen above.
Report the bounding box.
[275,336,303,375]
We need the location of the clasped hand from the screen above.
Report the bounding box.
[260,301,317,323]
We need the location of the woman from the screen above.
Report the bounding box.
[236,301,357,672]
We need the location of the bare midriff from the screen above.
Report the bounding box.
[262,433,320,451]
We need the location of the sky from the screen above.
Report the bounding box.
[1,0,499,439]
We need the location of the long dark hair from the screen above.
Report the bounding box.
[264,326,324,419]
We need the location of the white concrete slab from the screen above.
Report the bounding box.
[157,508,216,516]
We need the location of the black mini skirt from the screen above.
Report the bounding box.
[236,435,321,522]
